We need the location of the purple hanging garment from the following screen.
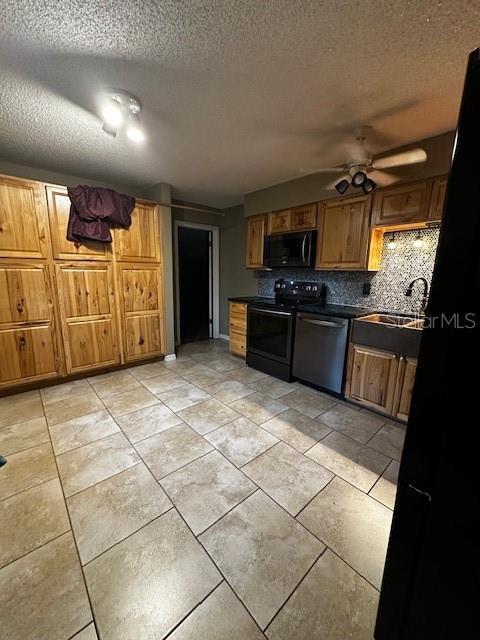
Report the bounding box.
[67,185,135,243]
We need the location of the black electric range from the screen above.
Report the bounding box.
[244,279,326,381]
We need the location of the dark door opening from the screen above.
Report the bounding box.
[177,225,212,344]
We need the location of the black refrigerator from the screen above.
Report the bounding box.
[375,50,480,639]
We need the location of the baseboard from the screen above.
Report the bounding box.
[218,333,229,341]
[164,354,177,362]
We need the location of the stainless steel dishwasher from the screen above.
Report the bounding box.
[292,312,349,393]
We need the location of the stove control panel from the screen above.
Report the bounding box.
[274,279,326,302]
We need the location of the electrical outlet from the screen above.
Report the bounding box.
[362,282,371,295]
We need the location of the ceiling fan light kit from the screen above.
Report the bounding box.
[313,125,428,195]
[100,91,145,142]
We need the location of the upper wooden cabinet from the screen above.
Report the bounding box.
[0,175,50,259]
[372,180,433,228]
[115,201,160,262]
[267,203,317,234]
[118,264,164,361]
[267,209,291,234]
[428,175,448,221]
[55,262,119,373]
[291,203,317,230]
[245,214,266,269]
[45,185,110,261]
[0,262,60,387]
[315,194,382,270]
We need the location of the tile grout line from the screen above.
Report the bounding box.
[37,390,101,640]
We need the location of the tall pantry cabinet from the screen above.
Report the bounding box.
[0,174,165,391]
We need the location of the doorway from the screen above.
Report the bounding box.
[174,221,219,345]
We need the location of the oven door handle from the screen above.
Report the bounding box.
[301,234,307,263]
[297,316,343,328]
[249,307,292,317]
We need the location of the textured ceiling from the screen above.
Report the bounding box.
[0,1,479,207]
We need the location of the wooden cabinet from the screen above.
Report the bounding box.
[46,185,110,261]
[229,302,247,357]
[0,175,50,259]
[0,262,60,386]
[245,214,266,269]
[115,201,160,263]
[393,357,418,421]
[316,194,382,270]
[428,175,447,221]
[346,344,400,415]
[372,180,432,228]
[55,263,119,373]
[267,204,317,234]
[118,264,164,362]
[267,209,291,234]
[291,203,317,230]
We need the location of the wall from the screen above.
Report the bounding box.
[244,131,455,215]
[257,227,440,314]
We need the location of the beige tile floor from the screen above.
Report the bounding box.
[0,339,406,640]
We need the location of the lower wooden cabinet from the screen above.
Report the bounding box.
[393,356,418,421]
[55,262,120,373]
[0,262,60,387]
[229,302,247,357]
[345,343,418,421]
[117,264,164,362]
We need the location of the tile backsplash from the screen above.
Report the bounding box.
[257,228,440,314]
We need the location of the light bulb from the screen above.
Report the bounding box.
[387,233,397,250]
[413,233,424,248]
[126,116,145,143]
[101,99,123,127]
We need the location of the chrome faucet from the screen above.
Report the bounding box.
[405,277,429,315]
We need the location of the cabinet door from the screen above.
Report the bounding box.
[291,203,317,230]
[0,263,59,386]
[268,210,291,234]
[229,302,247,357]
[46,185,110,261]
[56,263,119,373]
[316,195,377,270]
[347,344,399,415]
[428,175,447,222]
[119,265,164,361]
[372,180,432,227]
[0,175,50,259]
[394,357,418,421]
[245,214,266,269]
[115,201,160,262]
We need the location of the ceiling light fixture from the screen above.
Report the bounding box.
[413,232,424,248]
[351,171,367,188]
[335,179,350,194]
[362,177,377,194]
[100,91,145,142]
[126,114,145,143]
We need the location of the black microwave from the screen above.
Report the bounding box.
[264,230,317,268]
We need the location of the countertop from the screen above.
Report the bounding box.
[228,296,377,319]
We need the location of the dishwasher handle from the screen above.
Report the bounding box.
[297,315,344,328]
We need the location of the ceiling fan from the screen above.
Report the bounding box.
[304,126,427,195]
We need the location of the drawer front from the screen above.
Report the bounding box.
[0,325,57,384]
[230,302,247,316]
[229,330,246,357]
[230,314,247,334]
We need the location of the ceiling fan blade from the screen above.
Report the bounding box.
[372,148,427,170]
[368,170,401,187]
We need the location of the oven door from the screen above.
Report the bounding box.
[247,306,294,364]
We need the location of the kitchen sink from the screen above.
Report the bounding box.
[358,313,418,327]
[351,313,424,358]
